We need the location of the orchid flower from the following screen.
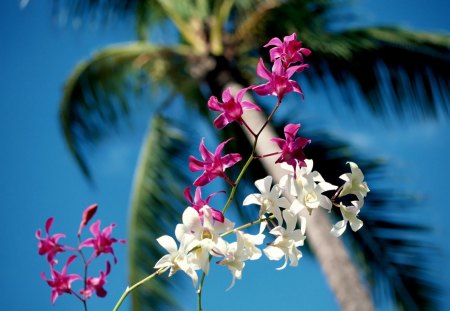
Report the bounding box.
[154,234,200,287]
[174,206,234,274]
[36,217,66,263]
[263,210,306,270]
[79,220,126,264]
[80,261,111,299]
[207,87,261,129]
[253,58,306,101]
[243,175,290,225]
[189,138,242,186]
[264,33,311,68]
[331,201,364,237]
[41,255,81,304]
[271,123,310,175]
[339,161,370,201]
[280,160,337,213]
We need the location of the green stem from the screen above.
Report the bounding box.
[197,270,207,311]
[113,267,169,311]
[221,216,272,237]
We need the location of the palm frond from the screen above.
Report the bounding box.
[128,115,191,311]
[305,27,450,119]
[59,42,194,179]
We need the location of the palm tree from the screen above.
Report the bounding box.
[55,0,450,310]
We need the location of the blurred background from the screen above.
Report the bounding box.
[1,0,449,310]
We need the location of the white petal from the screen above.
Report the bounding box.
[349,216,363,232]
[182,207,202,231]
[298,215,307,236]
[331,220,347,237]
[156,235,178,253]
[289,200,304,215]
[283,210,297,233]
[154,254,172,269]
[255,176,272,194]
[263,245,284,261]
[243,193,262,206]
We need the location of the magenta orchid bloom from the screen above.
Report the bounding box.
[264,33,311,67]
[253,58,307,101]
[207,87,261,129]
[271,123,310,174]
[79,220,126,264]
[81,261,111,299]
[189,138,242,186]
[36,217,66,263]
[41,255,82,304]
[184,186,225,222]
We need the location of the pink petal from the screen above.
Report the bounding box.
[221,88,233,103]
[264,37,282,47]
[184,187,194,204]
[89,220,101,237]
[271,137,286,149]
[45,217,54,234]
[253,83,274,96]
[210,208,225,223]
[207,96,222,111]
[290,80,303,98]
[300,47,311,56]
[284,123,301,137]
[189,156,206,172]
[235,86,251,103]
[214,138,233,157]
[193,173,211,187]
[199,139,214,162]
[284,33,297,42]
[256,58,272,81]
[213,114,230,129]
[241,100,261,111]
[221,153,242,168]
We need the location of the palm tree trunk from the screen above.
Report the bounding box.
[229,82,375,311]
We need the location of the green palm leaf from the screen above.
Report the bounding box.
[59,42,197,179]
[128,115,191,311]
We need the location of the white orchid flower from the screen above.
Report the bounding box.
[243,175,290,225]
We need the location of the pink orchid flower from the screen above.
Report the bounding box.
[184,186,225,222]
[264,33,311,67]
[79,220,126,264]
[41,255,81,304]
[207,87,261,129]
[36,217,66,263]
[189,138,242,187]
[253,58,307,101]
[271,123,310,175]
[81,261,111,299]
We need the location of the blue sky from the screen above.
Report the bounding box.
[1,1,449,310]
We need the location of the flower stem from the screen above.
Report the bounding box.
[220,216,272,237]
[77,236,88,311]
[112,267,169,311]
[197,270,207,311]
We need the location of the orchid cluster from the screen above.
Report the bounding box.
[113,33,370,311]
[36,204,125,308]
